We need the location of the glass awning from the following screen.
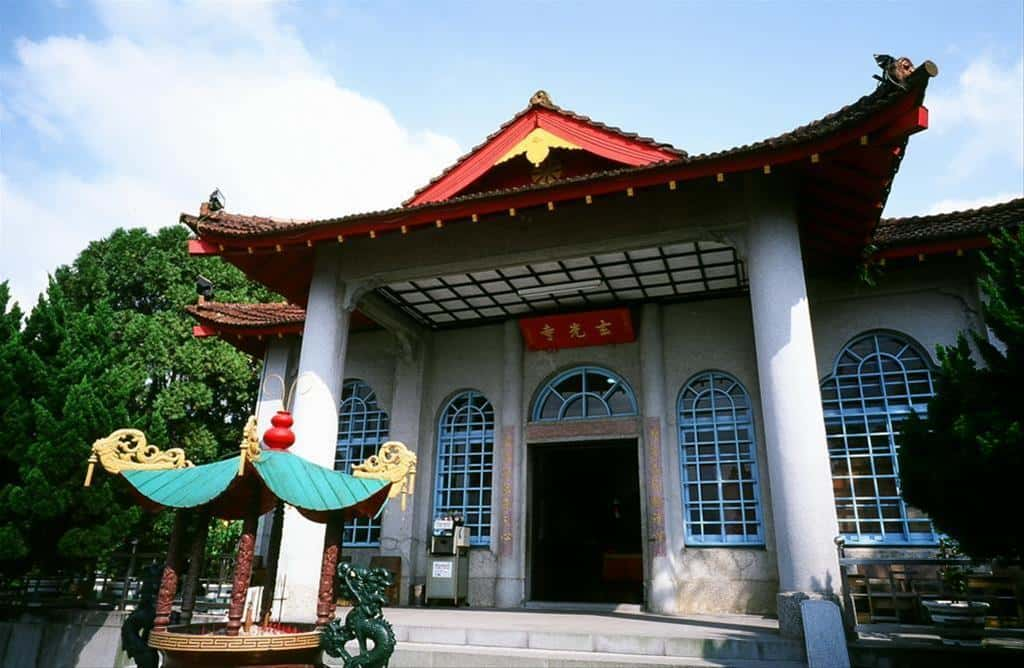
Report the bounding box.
[379,241,746,328]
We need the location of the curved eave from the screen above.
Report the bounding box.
[185,62,936,290]
[117,450,391,522]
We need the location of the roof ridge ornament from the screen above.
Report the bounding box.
[873,54,915,90]
[529,89,553,107]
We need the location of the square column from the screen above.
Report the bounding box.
[378,342,427,605]
[496,320,525,607]
[745,195,841,637]
[277,247,354,621]
[639,302,682,615]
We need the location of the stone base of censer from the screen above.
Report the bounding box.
[149,622,324,668]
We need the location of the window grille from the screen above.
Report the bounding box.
[678,371,764,544]
[821,331,938,545]
[532,366,638,421]
[433,391,495,545]
[335,379,389,546]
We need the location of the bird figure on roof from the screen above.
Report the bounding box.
[873,54,915,90]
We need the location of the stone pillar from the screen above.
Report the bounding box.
[495,320,525,607]
[316,516,343,626]
[639,302,679,615]
[745,196,841,637]
[379,342,426,605]
[227,504,259,636]
[255,337,294,559]
[277,247,354,621]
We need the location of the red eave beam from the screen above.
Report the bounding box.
[188,239,220,255]
[191,324,304,339]
[875,236,989,260]
[872,106,928,146]
[194,99,929,255]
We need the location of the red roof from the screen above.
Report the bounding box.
[405,90,684,206]
[874,196,1023,259]
[183,57,938,303]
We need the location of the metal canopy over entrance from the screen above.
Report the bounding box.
[379,241,746,328]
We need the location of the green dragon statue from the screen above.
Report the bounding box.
[320,565,396,668]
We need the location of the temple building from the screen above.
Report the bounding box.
[182,56,1022,636]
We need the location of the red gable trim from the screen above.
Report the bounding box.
[407,108,678,206]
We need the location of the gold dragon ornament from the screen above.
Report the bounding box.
[84,429,193,486]
[351,441,417,511]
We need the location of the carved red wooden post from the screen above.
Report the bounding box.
[316,513,343,626]
[226,503,260,636]
[259,501,285,622]
[179,511,210,626]
[154,510,188,630]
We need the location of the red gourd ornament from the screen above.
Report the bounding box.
[263,411,295,450]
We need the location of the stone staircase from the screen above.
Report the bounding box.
[327,608,807,668]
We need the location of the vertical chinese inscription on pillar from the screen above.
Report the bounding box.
[499,429,516,558]
[645,418,666,557]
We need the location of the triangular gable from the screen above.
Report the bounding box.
[405,91,683,206]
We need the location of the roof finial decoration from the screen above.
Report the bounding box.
[530,90,553,107]
[873,54,915,90]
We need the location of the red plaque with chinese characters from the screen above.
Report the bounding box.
[519,307,635,351]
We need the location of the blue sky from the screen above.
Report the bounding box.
[1,1,1022,308]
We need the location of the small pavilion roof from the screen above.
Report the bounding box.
[121,449,390,522]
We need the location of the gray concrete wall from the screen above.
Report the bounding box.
[0,609,131,668]
[661,296,779,614]
[333,255,982,614]
[410,323,506,606]
[808,258,983,377]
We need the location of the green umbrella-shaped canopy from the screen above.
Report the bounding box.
[120,449,390,522]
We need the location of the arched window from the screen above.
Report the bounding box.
[678,371,764,545]
[532,366,638,421]
[335,379,390,546]
[434,391,495,545]
[821,331,937,544]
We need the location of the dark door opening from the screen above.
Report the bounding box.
[529,440,644,604]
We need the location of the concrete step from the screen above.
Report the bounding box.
[393,624,805,662]
[387,615,805,663]
[380,642,809,668]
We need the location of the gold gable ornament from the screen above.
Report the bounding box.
[84,429,193,487]
[495,127,582,168]
[351,441,417,511]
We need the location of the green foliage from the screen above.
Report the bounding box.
[899,228,1024,561]
[0,227,277,576]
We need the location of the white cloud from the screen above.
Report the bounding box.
[927,56,1024,180]
[0,0,462,310]
[926,192,1022,215]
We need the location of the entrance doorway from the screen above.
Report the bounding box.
[529,440,644,604]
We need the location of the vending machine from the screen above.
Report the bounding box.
[425,514,470,606]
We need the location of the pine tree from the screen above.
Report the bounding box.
[0,227,277,575]
[899,228,1024,560]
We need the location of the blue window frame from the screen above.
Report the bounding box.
[433,391,495,545]
[335,379,389,546]
[678,371,764,545]
[821,331,938,545]
[532,366,638,421]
